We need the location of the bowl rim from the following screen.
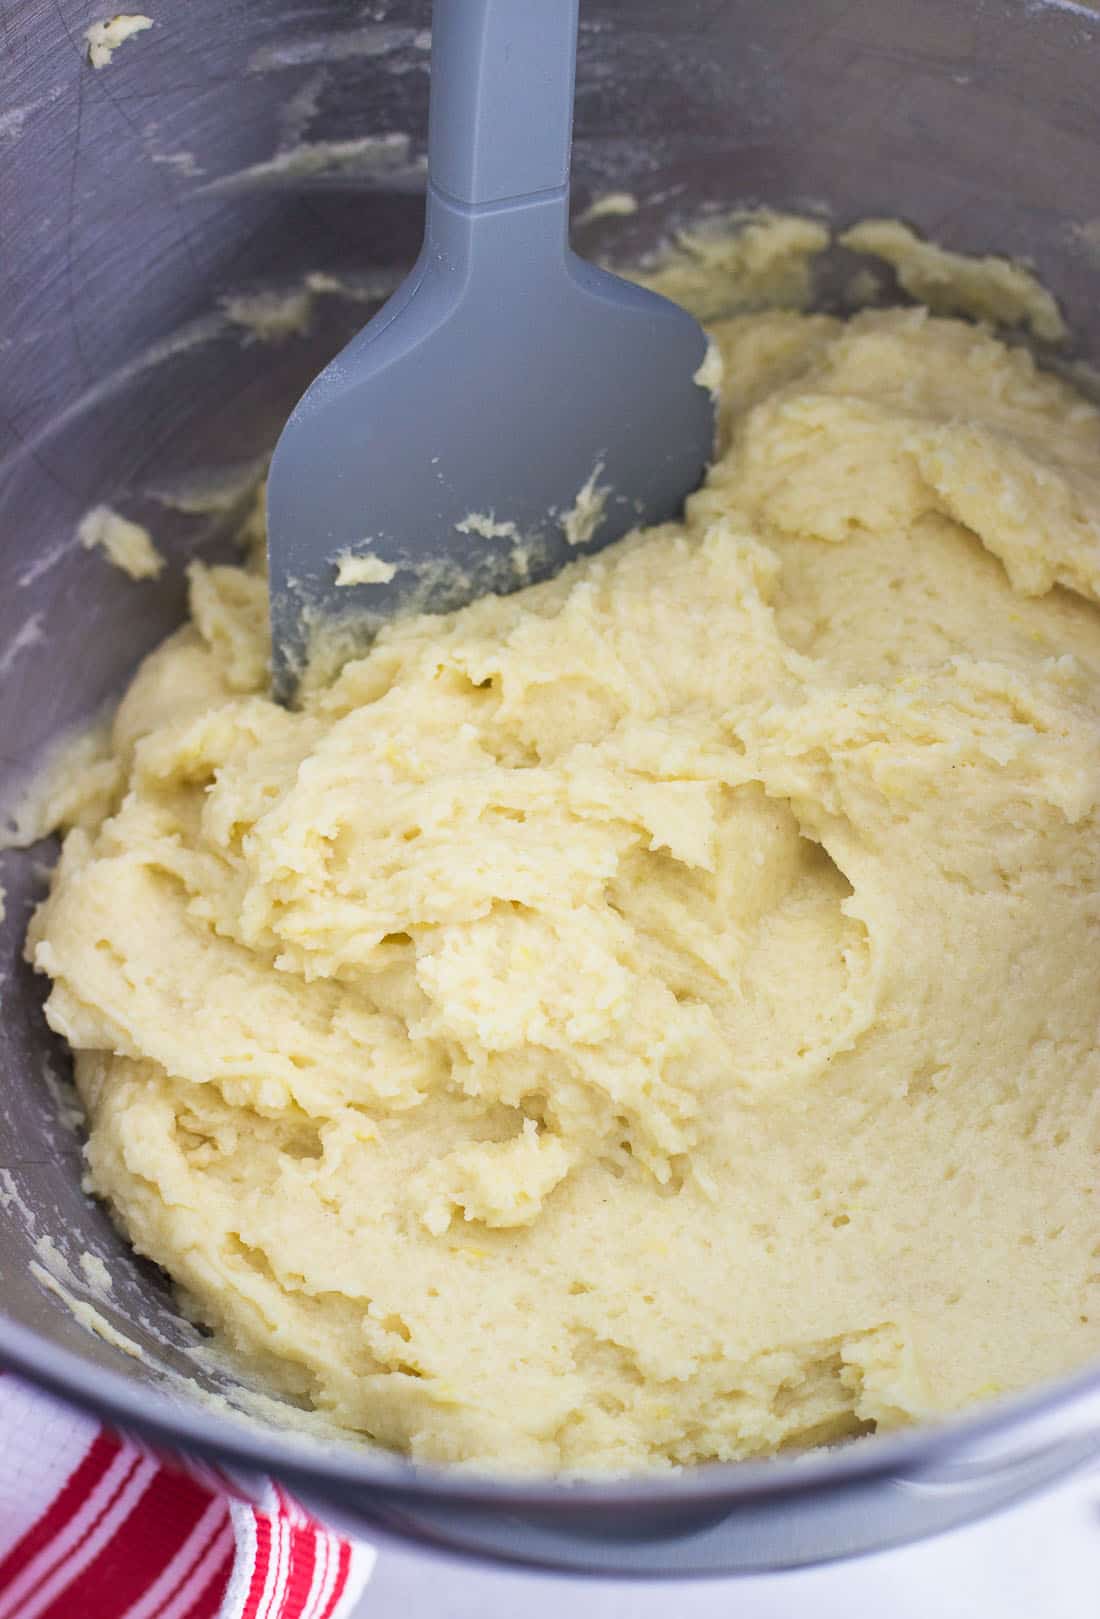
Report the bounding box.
[2,1312,1099,1510]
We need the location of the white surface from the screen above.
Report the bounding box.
[354,1465,1100,1617]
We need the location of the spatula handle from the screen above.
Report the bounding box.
[428,0,579,209]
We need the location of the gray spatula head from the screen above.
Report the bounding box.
[267,0,715,700]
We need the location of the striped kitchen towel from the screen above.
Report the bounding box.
[0,1373,374,1619]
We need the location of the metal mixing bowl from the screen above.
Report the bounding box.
[2,0,1100,1577]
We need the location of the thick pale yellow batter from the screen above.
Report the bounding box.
[27,304,1100,1473]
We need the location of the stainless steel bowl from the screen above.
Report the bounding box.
[2,0,1100,1577]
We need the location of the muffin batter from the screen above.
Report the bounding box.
[27,305,1100,1472]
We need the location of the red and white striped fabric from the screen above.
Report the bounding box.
[0,1374,374,1619]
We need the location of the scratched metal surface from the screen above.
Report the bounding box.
[0,0,1099,1573]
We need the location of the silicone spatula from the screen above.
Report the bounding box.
[266,0,715,700]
